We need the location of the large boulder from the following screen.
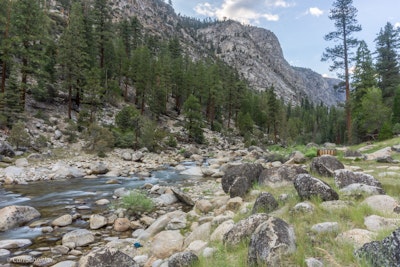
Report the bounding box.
[0,239,32,249]
[51,214,73,227]
[310,155,344,177]
[222,163,263,198]
[355,227,400,267]
[362,195,399,214]
[51,161,85,179]
[247,217,296,266]
[168,251,199,267]
[293,174,339,201]
[151,230,184,259]
[90,162,109,175]
[171,187,195,206]
[258,165,308,188]
[251,192,278,214]
[223,213,269,247]
[62,229,94,247]
[89,214,108,230]
[79,247,138,267]
[0,140,15,157]
[334,169,383,189]
[0,205,41,231]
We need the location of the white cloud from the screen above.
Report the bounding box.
[194,3,216,17]
[270,0,295,8]
[308,7,324,17]
[194,0,292,24]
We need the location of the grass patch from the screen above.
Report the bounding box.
[120,190,155,215]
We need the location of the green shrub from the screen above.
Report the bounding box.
[35,134,49,148]
[166,135,177,148]
[7,121,31,149]
[120,190,155,215]
[84,123,115,155]
[304,147,318,158]
[114,130,136,148]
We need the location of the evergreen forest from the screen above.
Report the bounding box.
[1,0,400,151]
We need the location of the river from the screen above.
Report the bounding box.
[0,164,203,244]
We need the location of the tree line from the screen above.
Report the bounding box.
[0,0,396,151]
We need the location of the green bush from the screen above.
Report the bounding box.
[84,123,115,155]
[7,121,31,149]
[393,123,400,135]
[35,134,49,148]
[304,147,318,158]
[378,121,393,141]
[165,135,177,148]
[120,190,155,215]
[114,130,136,148]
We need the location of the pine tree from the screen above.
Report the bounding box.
[183,94,204,144]
[132,46,153,114]
[351,41,377,142]
[375,22,400,105]
[0,0,12,94]
[11,0,49,109]
[92,0,112,72]
[352,41,377,103]
[322,0,361,143]
[83,67,104,123]
[58,2,89,119]
[393,87,400,125]
[266,87,280,143]
[359,87,391,140]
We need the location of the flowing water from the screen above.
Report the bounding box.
[0,164,202,243]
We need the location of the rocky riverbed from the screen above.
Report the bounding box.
[1,141,400,266]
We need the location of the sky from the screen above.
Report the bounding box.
[170,0,400,78]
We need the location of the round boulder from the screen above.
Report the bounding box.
[310,155,344,177]
[247,217,296,266]
[0,205,41,231]
[293,174,339,201]
[251,192,278,214]
[168,251,199,267]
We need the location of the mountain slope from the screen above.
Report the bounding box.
[58,0,344,106]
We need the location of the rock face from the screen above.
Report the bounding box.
[310,155,344,177]
[79,247,138,267]
[247,217,296,266]
[0,205,41,231]
[293,174,339,201]
[355,227,400,267]
[258,165,308,187]
[334,169,383,189]
[251,192,278,214]
[222,163,263,198]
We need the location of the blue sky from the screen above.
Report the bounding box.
[171,0,400,77]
